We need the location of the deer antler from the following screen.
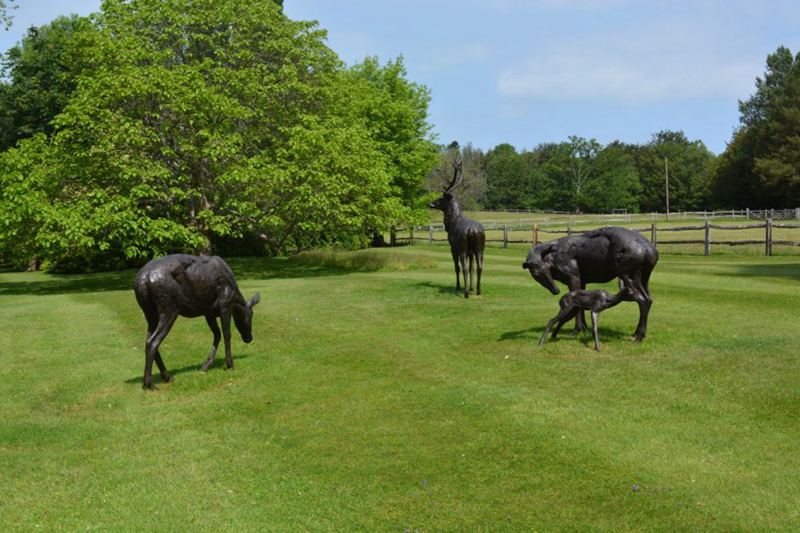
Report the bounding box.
[443,156,464,193]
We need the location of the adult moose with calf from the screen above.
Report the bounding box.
[134,254,260,389]
[429,156,486,298]
[523,226,658,342]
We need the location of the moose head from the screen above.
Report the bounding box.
[429,157,463,212]
[233,292,261,343]
[522,243,560,295]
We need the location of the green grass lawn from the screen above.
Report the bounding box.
[2,245,799,530]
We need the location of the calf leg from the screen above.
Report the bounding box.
[552,308,579,340]
[144,313,177,389]
[591,311,601,351]
[201,315,222,371]
[538,317,560,347]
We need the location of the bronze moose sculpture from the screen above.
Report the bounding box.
[429,157,486,298]
[523,227,658,341]
[134,254,260,389]
[539,286,633,351]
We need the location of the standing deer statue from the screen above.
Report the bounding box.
[429,157,486,298]
[134,254,260,389]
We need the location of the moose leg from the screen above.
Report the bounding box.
[631,280,652,342]
[220,309,234,369]
[591,311,601,351]
[476,249,483,295]
[201,315,222,371]
[153,352,172,383]
[144,313,177,389]
[460,254,469,298]
[571,280,588,334]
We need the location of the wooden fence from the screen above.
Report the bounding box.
[392,219,800,256]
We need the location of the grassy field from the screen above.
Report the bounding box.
[2,245,800,530]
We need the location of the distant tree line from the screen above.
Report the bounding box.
[428,47,800,215]
[428,132,715,214]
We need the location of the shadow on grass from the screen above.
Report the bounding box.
[723,262,800,282]
[0,250,434,296]
[414,281,465,296]
[123,355,251,385]
[0,269,137,296]
[499,326,631,344]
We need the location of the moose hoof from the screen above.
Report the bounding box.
[632,334,645,342]
[161,372,173,383]
[226,362,235,370]
[143,378,155,390]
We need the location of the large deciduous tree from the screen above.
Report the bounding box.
[0,0,435,270]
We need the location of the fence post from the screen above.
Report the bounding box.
[651,223,657,249]
[503,224,508,249]
[428,225,433,244]
[532,224,539,245]
[771,208,775,219]
[766,219,772,256]
[746,207,750,219]
[390,227,396,247]
[410,227,414,245]
[704,221,711,256]
[796,207,799,220]
[567,225,573,237]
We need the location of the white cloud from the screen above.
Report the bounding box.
[496,20,763,103]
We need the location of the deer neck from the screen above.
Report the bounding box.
[443,200,463,232]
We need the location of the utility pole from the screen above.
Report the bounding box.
[664,156,670,222]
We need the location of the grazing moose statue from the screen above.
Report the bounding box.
[134,254,260,389]
[522,226,658,341]
[429,157,486,298]
[539,286,633,351]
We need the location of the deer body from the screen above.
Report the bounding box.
[134,254,260,389]
[430,159,486,298]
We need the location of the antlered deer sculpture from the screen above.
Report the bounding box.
[429,157,486,298]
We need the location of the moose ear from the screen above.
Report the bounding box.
[522,262,530,270]
[248,292,261,308]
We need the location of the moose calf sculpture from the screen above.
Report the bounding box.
[523,226,658,341]
[429,157,486,298]
[134,254,260,389]
[539,287,633,351]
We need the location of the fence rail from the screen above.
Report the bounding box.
[392,218,800,257]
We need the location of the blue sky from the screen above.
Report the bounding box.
[3,1,800,154]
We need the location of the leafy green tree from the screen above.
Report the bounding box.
[0,15,90,151]
[714,47,800,209]
[485,143,530,210]
[636,131,715,212]
[583,142,641,213]
[0,0,434,270]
